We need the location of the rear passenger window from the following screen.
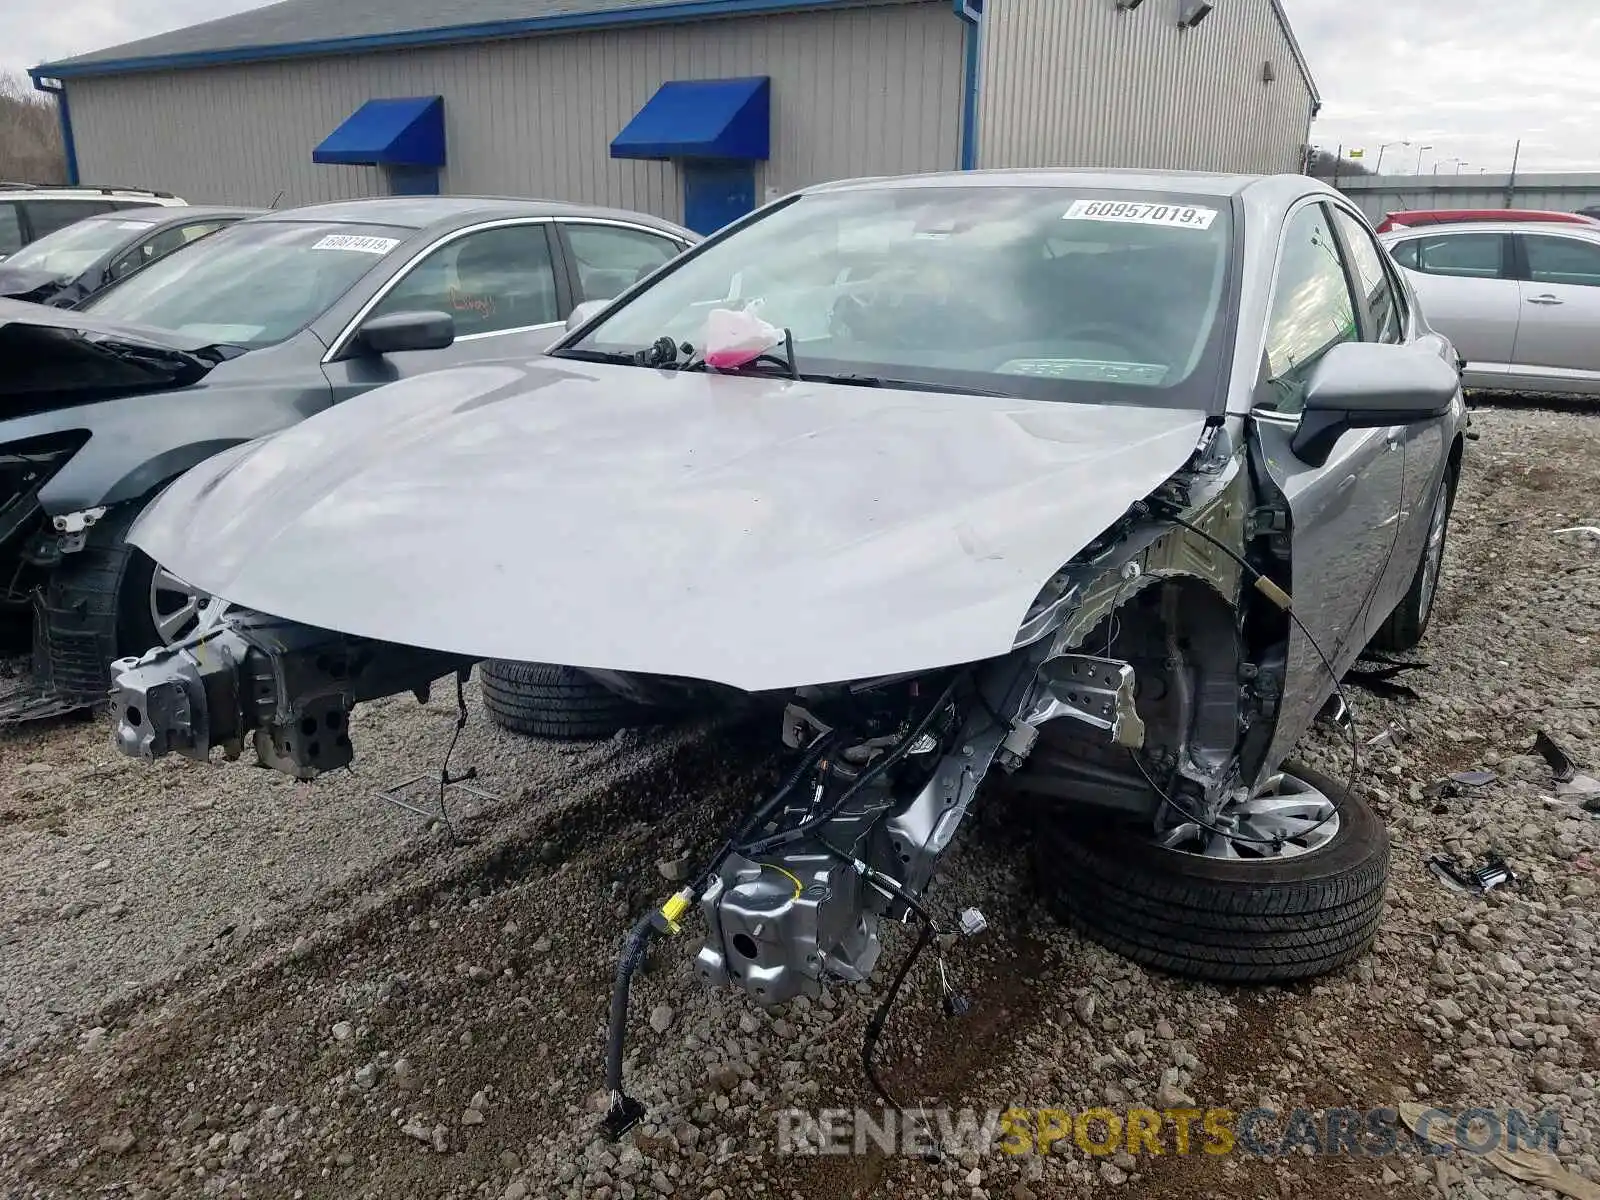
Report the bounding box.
[0,203,21,256]
[1522,235,1600,288]
[565,224,681,302]
[1332,209,1405,343]
[1407,233,1504,280]
[1262,204,1359,413]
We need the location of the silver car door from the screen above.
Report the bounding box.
[1509,232,1600,383]
[1250,201,1407,771]
[1388,231,1520,385]
[321,219,567,403]
[1331,206,1445,630]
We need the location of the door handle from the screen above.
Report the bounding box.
[1527,294,1564,305]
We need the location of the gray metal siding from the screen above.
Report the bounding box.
[976,0,1315,176]
[65,2,964,222]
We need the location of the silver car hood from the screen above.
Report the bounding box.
[130,360,1207,692]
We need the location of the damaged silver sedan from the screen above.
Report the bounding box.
[106,171,1466,1132]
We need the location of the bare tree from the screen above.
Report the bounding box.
[0,71,67,184]
[1306,147,1374,180]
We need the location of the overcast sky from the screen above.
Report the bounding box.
[4,0,1597,175]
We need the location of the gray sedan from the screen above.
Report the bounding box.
[115,170,1467,1031]
[1,195,695,715]
[1382,220,1600,395]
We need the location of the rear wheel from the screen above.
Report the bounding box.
[1039,762,1388,984]
[479,660,664,740]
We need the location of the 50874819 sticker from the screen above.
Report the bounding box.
[1063,199,1219,230]
[310,233,401,254]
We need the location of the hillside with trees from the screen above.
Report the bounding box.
[0,72,66,184]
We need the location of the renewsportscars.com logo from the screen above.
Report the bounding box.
[775,1106,1564,1159]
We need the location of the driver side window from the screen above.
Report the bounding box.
[1262,204,1360,415]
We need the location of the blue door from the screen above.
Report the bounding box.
[683,162,755,236]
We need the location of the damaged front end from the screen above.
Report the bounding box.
[108,420,1292,1137]
[0,306,238,719]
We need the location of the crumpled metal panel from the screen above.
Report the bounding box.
[128,361,1207,693]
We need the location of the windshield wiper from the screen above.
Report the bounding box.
[551,336,691,369]
[812,374,1016,398]
[547,347,640,366]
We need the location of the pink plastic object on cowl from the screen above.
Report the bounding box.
[702,307,782,369]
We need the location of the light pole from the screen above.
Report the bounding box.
[1374,141,1410,174]
[1416,144,1434,173]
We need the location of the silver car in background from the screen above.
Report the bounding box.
[1381,220,1600,395]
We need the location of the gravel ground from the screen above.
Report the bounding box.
[0,404,1596,1199]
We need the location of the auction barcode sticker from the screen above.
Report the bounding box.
[1063,199,1219,230]
[311,234,401,254]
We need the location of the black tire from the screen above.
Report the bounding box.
[1040,762,1388,984]
[34,501,169,698]
[1369,464,1456,654]
[479,660,659,740]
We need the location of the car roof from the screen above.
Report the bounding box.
[806,167,1283,198]
[250,195,696,237]
[1381,220,1600,239]
[800,169,1343,229]
[0,185,187,203]
[96,204,263,225]
[1384,208,1597,224]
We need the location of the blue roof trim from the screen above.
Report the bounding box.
[313,96,446,167]
[611,77,770,162]
[32,0,873,78]
[30,77,79,185]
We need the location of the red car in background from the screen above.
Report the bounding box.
[1375,208,1600,235]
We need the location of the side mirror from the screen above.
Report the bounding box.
[565,299,609,333]
[355,310,455,355]
[1288,342,1459,466]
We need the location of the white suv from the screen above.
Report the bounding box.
[0,185,187,260]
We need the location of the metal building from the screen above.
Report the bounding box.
[30,0,1318,234]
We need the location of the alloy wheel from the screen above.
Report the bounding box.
[1152,771,1342,860]
[148,564,212,645]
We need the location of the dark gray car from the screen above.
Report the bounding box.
[0,195,696,716]
[0,205,258,307]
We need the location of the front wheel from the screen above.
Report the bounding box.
[36,501,212,699]
[1038,762,1388,984]
[479,660,667,740]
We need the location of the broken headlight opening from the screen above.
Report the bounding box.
[1,432,88,607]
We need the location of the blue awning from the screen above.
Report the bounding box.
[313,96,445,167]
[611,77,770,162]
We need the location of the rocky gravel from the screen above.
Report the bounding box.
[0,403,1597,1199]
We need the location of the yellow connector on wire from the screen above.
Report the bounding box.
[1253,575,1294,612]
[657,887,695,935]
